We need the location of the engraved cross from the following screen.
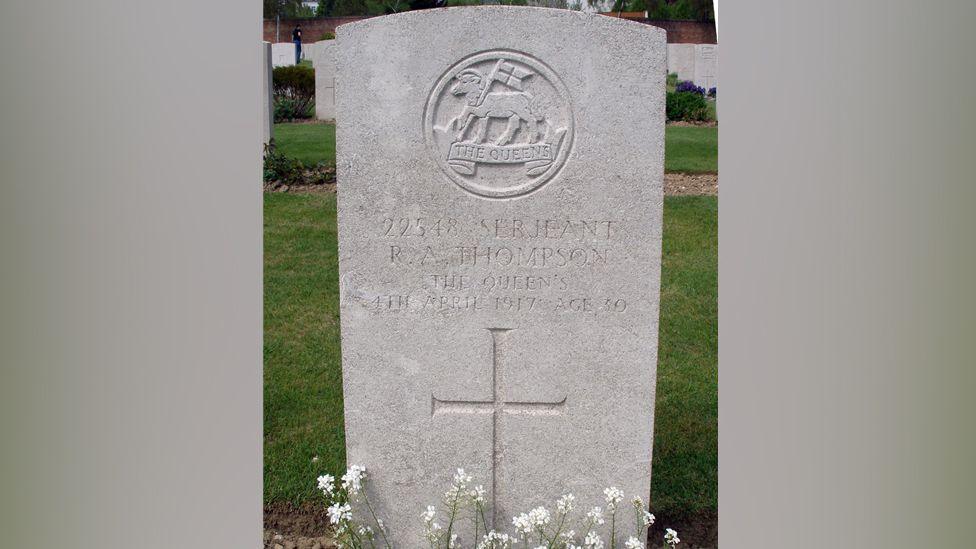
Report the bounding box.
[431,328,567,530]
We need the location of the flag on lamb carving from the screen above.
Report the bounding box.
[493,61,533,90]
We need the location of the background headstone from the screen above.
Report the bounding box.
[271,42,295,67]
[312,41,336,122]
[693,43,718,90]
[303,41,321,63]
[667,43,696,82]
[262,41,273,144]
[336,7,664,545]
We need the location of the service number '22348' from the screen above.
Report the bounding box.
[381,217,461,238]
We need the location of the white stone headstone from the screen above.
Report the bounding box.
[667,43,696,82]
[303,41,321,63]
[312,41,336,122]
[693,44,718,91]
[271,42,296,67]
[336,7,664,545]
[262,41,273,144]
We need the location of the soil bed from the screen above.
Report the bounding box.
[265,503,717,548]
[264,173,716,196]
[667,120,717,128]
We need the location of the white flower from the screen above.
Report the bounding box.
[586,506,605,525]
[317,474,335,496]
[358,525,374,538]
[583,531,605,549]
[643,511,655,527]
[664,528,680,546]
[527,506,551,528]
[421,505,437,524]
[424,520,443,543]
[327,502,351,525]
[556,493,576,514]
[312,456,320,463]
[512,513,533,535]
[449,533,458,548]
[624,536,644,549]
[341,465,366,496]
[477,531,512,549]
[604,487,624,510]
[562,529,576,540]
[471,485,487,505]
[453,468,472,487]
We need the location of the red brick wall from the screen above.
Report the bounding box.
[263,17,370,43]
[264,16,715,45]
[642,19,716,43]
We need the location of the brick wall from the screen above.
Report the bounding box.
[263,17,370,43]
[642,19,716,43]
[264,15,715,44]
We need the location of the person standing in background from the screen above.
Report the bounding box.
[292,24,302,64]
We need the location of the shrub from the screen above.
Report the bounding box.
[666,91,709,122]
[319,31,335,40]
[273,97,314,122]
[667,72,678,93]
[263,139,301,183]
[272,65,315,121]
[675,80,706,96]
[263,139,336,188]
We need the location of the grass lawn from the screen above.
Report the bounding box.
[264,193,717,518]
[272,122,717,174]
[664,126,717,174]
[272,123,336,166]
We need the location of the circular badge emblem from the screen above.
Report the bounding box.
[424,50,574,199]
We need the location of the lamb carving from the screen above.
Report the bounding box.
[449,68,542,146]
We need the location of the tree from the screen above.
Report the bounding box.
[624,0,714,21]
[264,0,311,19]
[315,0,337,16]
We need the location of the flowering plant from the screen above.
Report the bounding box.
[316,466,680,549]
[674,81,707,96]
[316,466,392,548]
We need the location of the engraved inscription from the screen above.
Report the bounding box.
[424,51,574,199]
[366,213,630,316]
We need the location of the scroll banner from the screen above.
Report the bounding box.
[447,129,567,176]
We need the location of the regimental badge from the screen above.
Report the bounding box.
[424,51,574,199]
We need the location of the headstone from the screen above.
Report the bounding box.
[303,41,321,63]
[693,43,718,90]
[336,7,664,545]
[262,41,273,144]
[667,43,696,82]
[312,41,336,122]
[271,42,296,67]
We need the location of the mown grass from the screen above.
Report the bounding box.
[272,122,717,174]
[651,195,718,516]
[272,123,336,166]
[664,126,717,173]
[264,193,717,518]
[264,193,344,503]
